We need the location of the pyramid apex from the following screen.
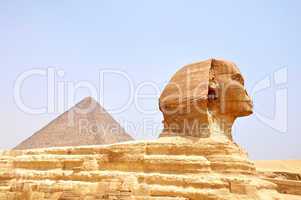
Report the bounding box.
[80,96,97,103]
[75,96,100,109]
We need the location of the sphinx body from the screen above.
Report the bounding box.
[0,59,282,200]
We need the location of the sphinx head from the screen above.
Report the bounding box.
[159,58,253,139]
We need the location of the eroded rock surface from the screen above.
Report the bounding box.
[255,160,301,197]
[159,59,252,139]
[0,137,279,199]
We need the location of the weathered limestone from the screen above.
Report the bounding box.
[255,160,301,196]
[0,137,279,199]
[0,58,293,199]
[159,59,252,140]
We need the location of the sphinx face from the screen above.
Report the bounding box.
[159,59,253,118]
[209,59,253,117]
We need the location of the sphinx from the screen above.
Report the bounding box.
[160,58,253,140]
[0,59,281,200]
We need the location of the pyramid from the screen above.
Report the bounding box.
[14,97,133,149]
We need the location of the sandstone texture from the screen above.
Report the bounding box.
[0,58,297,199]
[15,97,132,150]
[255,160,301,197]
[0,137,280,200]
[159,59,252,139]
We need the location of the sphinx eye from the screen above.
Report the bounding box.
[231,73,244,85]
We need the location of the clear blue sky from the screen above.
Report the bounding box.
[0,0,300,159]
